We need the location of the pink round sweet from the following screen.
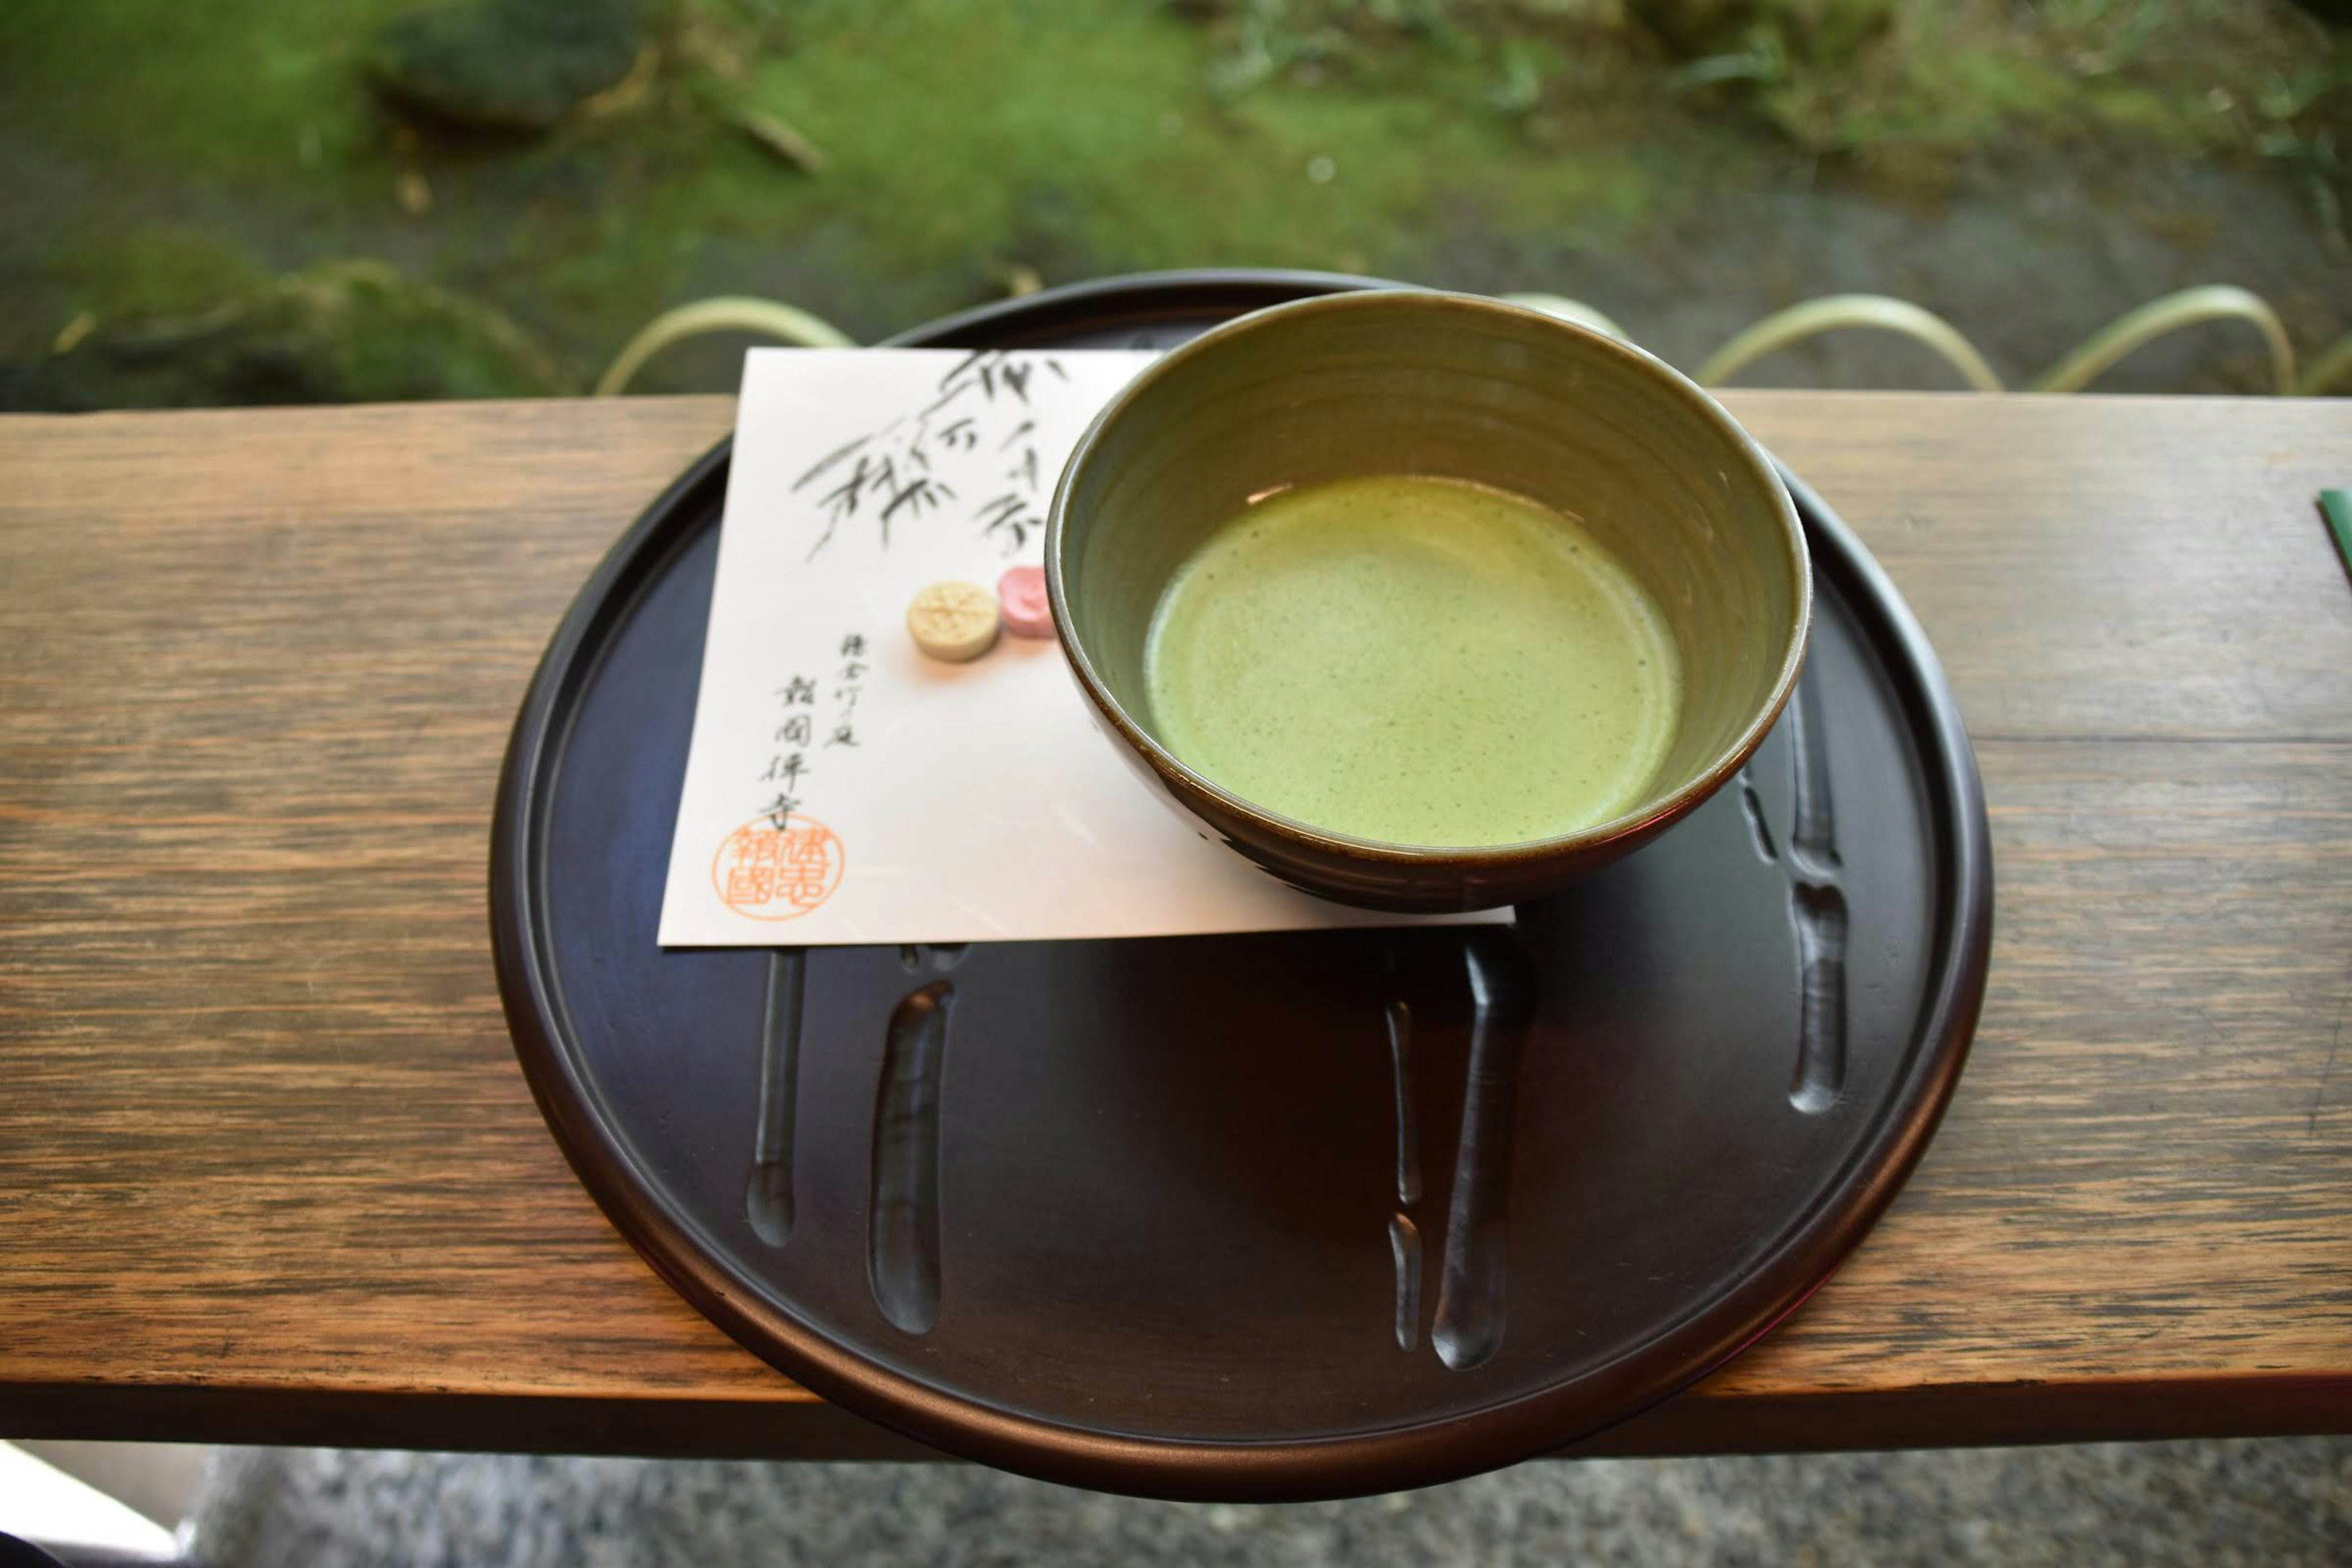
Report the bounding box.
[997,565,1056,640]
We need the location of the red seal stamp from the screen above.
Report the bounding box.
[712,813,846,921]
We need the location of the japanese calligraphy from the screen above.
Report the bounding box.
[754,635,864,829]
[790,351,1070,560]
[761,673,816,826]
[828,631,865,749]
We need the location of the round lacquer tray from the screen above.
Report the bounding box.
[491,270,1992,1501]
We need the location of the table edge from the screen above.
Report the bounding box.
[7,1373,2344,1463]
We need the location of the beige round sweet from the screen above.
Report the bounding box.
[905,580,1001,663]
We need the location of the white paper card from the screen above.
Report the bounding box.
[657,348,1509,947]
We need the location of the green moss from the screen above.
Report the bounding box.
[1793,0,1898,63]
[1772,42,2117,152]
[734,3,1199,272]
[1943,51,2075,119]
[20,259,565,409]
[47,224,274,323]
[296,260,565,398]
[2086,82,2203,147]
[1760,0,2340,162]
[716,0,1646,285]
[0,0,1667,382]
[1,0,2337,405]
[0,0,416,186]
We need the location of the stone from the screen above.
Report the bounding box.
[8,261,566,412]
[367,0,648,134]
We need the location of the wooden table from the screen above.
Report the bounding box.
[2,393,2348,1460]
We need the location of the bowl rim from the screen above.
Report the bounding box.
[1044,287,1814,867]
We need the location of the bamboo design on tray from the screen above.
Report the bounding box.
[1740,664,1849,1114]
[745,949,807,1246]
[1382,930,1536,1371]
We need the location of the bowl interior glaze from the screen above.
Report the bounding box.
[1051,290,1810,860]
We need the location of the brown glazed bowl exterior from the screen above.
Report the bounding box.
[1044,290,1812,912]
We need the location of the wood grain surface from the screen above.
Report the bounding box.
[2,393,2348,1458]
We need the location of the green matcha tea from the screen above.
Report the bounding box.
[1142,475,1681,847]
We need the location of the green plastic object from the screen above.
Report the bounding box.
[2323,491,2352,587]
